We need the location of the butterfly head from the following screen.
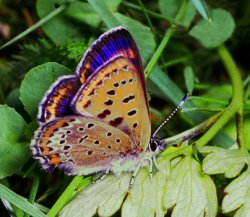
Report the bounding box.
[148,93,189,155]
[148,136,166,154]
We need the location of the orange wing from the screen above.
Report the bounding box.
[72,56,151,152]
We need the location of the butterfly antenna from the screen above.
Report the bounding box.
[152,93,189,138]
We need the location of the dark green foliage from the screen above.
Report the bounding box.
[0,0,250,216]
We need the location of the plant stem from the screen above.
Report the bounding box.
[145,0,188,78]
[145,28,174,79]
[88,0,120,28]
[218,44,244,148]
[122,1,176,23]
[162,112,222,146]
[47,176,84,217]
[137,0,155,32]
[0,3,67,50]
[195,44,244,148]
[24,176,40,217]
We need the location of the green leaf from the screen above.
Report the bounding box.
[148,65,185,104]
[66,0,121,28]
[159,0,196,27]
[163,156,218,217]
[36,0,83,45]
[183,96,228,112]
[184,66,195,94]
[191,0,210,20]
[60,158,170,217]
[20,62,72,118]
[200,146,249,178]
[222,169,250,216]
[88,0,120,28]
[189,8,235,48]
[5,88,22,109]
[0,183,47,217]
[0,105,28,178]
[114,13,156,65]
[25,120,38,140]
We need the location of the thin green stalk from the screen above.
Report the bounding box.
[145,28,173,79]
[195,44,244,148]
[47,176,84,217]
[218,45,244,147]
[162,112,222,146]
[145,0,188,78]
[24,176,40,217]
[161,55,190,68]
[122,1,176,23]
[0,4,67,50]
[137,0,155,33]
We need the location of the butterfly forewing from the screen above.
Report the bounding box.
[72,57,151,151]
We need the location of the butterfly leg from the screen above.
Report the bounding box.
[129,163,141,191]
[153,156,159,172]
[148,158,153,182]
[93,169,110,184]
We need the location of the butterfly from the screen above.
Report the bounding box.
[30,26,187,190]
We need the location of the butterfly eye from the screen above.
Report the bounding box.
[149,140,158,152]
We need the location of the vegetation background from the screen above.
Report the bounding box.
[0,0,250,216]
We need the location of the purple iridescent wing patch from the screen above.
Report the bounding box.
[38,75,81,124]
[76,27,144,85]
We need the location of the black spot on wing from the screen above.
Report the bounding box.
[122,95,135,103]
[113,82,119,88]
[97,109,111,119]
[133,122,138,128]
[87,123,95,128]
[107,90,115,95]
[127,109,137,116]
[104,99,113,106]
[109,117,123,127]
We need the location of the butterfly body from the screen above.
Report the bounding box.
[31,26,166,188]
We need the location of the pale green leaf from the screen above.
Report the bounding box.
[122,158,170,217]
[60,174,130,217]
[200,146,249,178]
[202,175,218,217]
[60,157,170,217]
[163,156,217,217]
[222,169,250,216]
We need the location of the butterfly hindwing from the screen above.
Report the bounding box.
[31,116,134,175]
